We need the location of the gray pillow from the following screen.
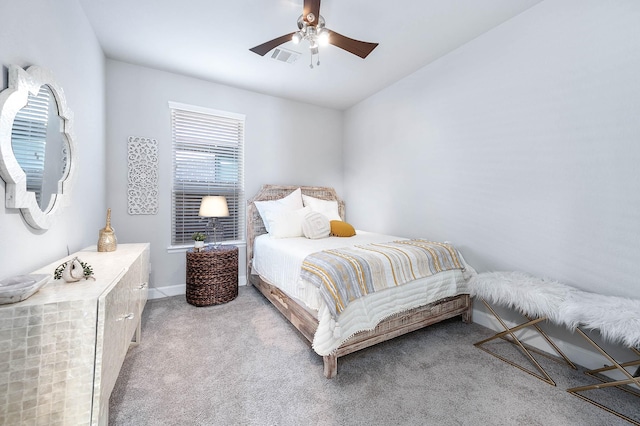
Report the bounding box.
[302,211,330,239]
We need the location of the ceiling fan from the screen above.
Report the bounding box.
[249,0,378,67]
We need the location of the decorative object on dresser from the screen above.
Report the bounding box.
[0,64,77,230]
[247,185,474,378]
[198,195,229,248]
[0,273,50,304]
[53,256,95,282]
[0,243,150,426]
[186,245,238,306]
[97,208,117,252]
[127,136,158,215]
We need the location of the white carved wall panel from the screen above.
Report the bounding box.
[127,136,158,215]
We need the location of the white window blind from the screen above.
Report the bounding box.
[11,85,50,205]
[170,102,245,246]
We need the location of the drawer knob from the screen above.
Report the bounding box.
[117,313,135,321]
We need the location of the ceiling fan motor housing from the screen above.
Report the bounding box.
[305,12,316,24]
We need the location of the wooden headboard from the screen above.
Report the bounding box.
[246,185,345,277]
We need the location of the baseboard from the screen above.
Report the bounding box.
[148,275,247,300]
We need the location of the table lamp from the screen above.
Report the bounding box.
[198,196,229,248]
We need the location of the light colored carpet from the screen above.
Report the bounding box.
[109,287,638,425]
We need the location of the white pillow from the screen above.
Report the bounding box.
[254,188,303,232]
[265,207,310,238]
[302,194,341,221]
[302,211,331,239]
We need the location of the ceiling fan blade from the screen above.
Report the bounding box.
[249,32,296,56]
[327,30,378,59]
[303,0,321,25]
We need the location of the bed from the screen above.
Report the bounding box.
[246,184,475,378]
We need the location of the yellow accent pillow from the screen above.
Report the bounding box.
[330,220,356,237]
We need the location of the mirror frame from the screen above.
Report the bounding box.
[0,65,76,230]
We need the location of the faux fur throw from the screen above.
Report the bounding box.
[560,290,640,348]
[469,271,574,325]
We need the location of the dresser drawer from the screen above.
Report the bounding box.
[97,268,139,411]
[132,247,150,317]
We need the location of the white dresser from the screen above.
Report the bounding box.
[0,243,150,426]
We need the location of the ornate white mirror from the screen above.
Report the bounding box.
[0,65,76,230]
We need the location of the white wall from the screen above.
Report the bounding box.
[344,0,640,298]
[343,0,640,367]
[105,60,343,295]
[0,1,106,278]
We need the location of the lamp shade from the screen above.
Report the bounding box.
[199,196,229,217]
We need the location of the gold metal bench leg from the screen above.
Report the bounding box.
[584,355,640,399]
[474,299,572,386]
[566,328,640,425]
[526,314,577,370]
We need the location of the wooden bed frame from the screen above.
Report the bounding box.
[246,184,473,378]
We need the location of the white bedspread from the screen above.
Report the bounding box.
[252,231,476,356]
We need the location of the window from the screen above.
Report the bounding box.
[170,102,245,246]
[11,85,51,205]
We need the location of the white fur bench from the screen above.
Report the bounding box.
[560,290,640,350]
[470,271,640,424]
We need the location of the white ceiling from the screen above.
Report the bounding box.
[79,0,542,110]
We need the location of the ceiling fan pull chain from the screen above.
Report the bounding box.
[309,52,321,69]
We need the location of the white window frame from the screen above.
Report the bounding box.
[169,101,245,249]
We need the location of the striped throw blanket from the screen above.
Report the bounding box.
[301,239,465,320]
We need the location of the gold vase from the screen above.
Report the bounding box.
[97,208,117,252]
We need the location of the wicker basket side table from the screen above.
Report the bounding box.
[186,245,238,306]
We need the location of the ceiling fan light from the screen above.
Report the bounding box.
[292,32,302,44]
[318,31,330,46]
